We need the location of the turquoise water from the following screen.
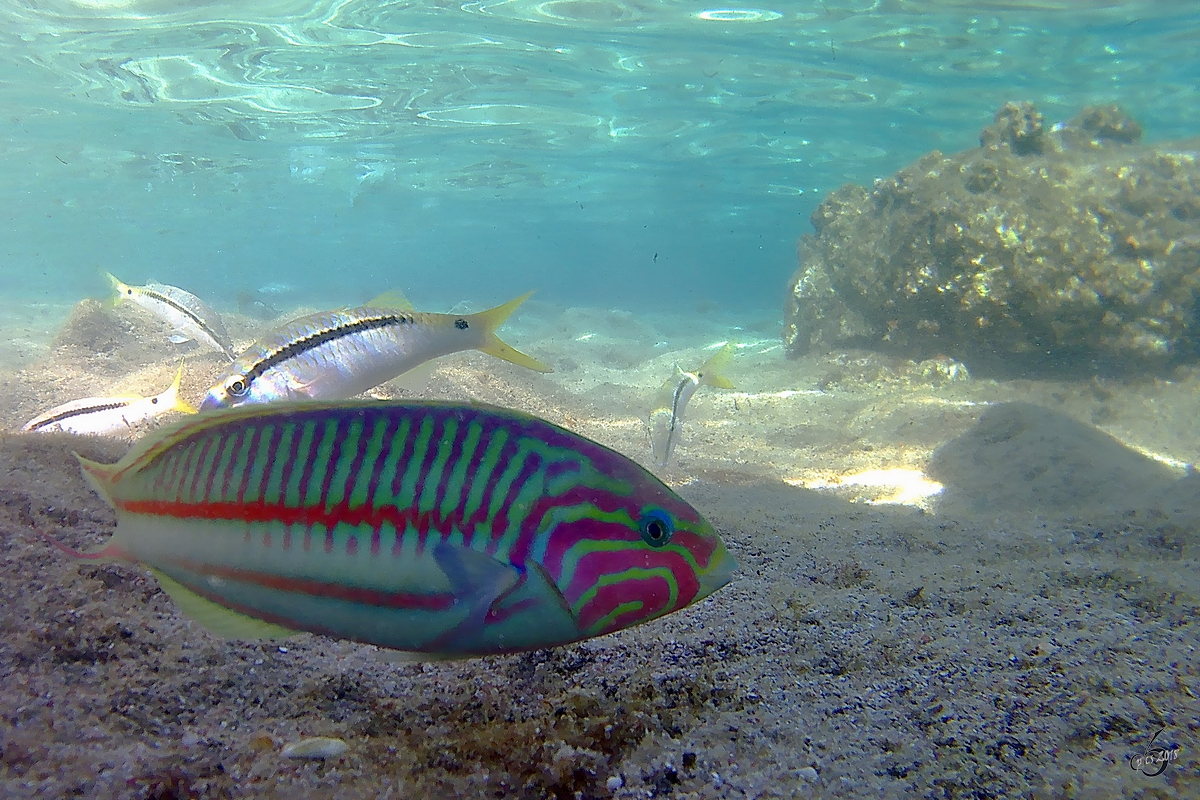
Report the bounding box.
[1,0,1196,312]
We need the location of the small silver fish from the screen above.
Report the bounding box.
[107,272,236,361]
[199,291,550,410]
[21,365,197,436]
[648,344,735,466]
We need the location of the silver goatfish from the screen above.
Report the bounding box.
[21,365,197,436]
[648,344,735,466]
[107,272,237,361]
[200,291,550,410]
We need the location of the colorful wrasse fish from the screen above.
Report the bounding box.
[58,400,734,656]
[648,344,736,467]
[200,292,551,411]
[106,272,236,362]
[21,365,197,436]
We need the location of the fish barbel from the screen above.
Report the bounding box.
[21,365,197,436]
[59,400,735,656]
[648,344,736,466]
[200,292,550,411]
[106,272,236,361]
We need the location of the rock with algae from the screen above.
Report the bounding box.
[783,102,1200,374]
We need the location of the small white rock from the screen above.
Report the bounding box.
[281,736,349,760]
[605,775,624,792]
[798,766,819,782]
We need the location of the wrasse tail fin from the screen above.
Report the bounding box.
[149,568,301,640]
[697,344,736,390]
[74,453,118,505]
[471,291,553,373]
[33,527,129,562]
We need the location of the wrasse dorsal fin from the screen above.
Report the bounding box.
[469,291,553,373]
[149,568,301,640]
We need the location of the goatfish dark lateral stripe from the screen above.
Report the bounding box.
[201,291,552,410]
[56,400,735,656]
[28,400,126,429]
[20,365,197,436]
[241,313,414,388]
[141,289,227,349]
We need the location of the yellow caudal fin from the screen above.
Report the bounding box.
[100,270,129,308]
[470,291,553,373]
[166,364,199,414]
[696,344,736,390]
[149,568,301,640]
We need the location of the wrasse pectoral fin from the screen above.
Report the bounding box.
[149,568,302,640]
[426,541,521,652]
[472,292,553,373]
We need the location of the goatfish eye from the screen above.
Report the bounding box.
[639,508,675,547]
[226,376,249,397]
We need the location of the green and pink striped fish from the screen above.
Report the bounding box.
[61,401,735,656]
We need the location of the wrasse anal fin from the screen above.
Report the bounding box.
[149,568,302,640]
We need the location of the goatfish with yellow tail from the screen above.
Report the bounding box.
[199,291,550,411]
[106,272,237,362]
[21,365,197,436]
[47,400,735,656]
[648,344,736,467]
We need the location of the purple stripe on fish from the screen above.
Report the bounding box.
[432,418,467,533]
[319,417,350,509]
[235,426,263,504]
[365,415,401,510]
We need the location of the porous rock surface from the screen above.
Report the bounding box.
[784,102,1200,374]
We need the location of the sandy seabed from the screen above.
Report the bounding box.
[0,297,1197,799]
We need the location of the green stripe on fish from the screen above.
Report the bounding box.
[60,400,735,657]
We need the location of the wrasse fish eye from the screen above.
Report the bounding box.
[639,509,675,547]
[226,377,250,397]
